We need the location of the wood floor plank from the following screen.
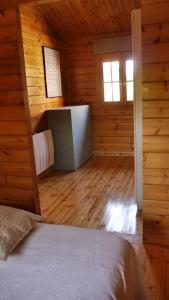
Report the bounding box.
[38,156,137,233]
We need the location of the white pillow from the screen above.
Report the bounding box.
[0,206,43,260]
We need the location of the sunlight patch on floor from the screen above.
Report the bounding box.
[103,201,137,234]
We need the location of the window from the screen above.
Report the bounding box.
[126,60,134,102]
[103,61,120,102]
[96,54,134,105]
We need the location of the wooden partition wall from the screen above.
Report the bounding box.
[66,38,134,156]
[142,1,169,245]
[0,3,69,214]
[0,8,39,212]
[19,5,68,133]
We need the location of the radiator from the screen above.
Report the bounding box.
[33,129,54,175]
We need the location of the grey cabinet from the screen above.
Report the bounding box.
[46,105,92,171]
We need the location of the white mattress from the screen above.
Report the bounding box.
[0,224,148,300]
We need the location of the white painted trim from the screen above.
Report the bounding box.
[131,9,143,210]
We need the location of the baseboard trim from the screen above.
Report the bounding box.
[93,151,134,157]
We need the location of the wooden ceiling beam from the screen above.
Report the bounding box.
[0,0,136,40]
[132,0,141,9]
[0,0,141,11]
[0,0,33,10]
[30,0,60,5]
[0,0,60,10]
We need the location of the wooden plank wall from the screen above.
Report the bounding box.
[20,5,68,133]
[0,8,39,212]
[66,38,134,156]
[142,1,169,245]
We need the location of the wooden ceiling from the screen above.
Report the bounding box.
[34,0,140,41]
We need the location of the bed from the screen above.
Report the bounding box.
[0,223,148,300]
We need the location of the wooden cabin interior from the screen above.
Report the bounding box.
[1,0,169,299]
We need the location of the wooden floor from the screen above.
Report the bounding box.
[39,156,139,234]
[38,156,169,300]
[142,243,169,300]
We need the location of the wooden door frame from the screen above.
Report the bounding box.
[131,9,142,210]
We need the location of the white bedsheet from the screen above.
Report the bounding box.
[0,224,148,300]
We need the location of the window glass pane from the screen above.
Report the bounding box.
[103,62,111,82]
[112,82,120,102]
[104,83,112,102]
[112,61,119,81]
[126,60,133,81]
[126,82,134,101]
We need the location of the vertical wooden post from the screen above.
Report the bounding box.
[17,6,41,214]
[131,9,142,210]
